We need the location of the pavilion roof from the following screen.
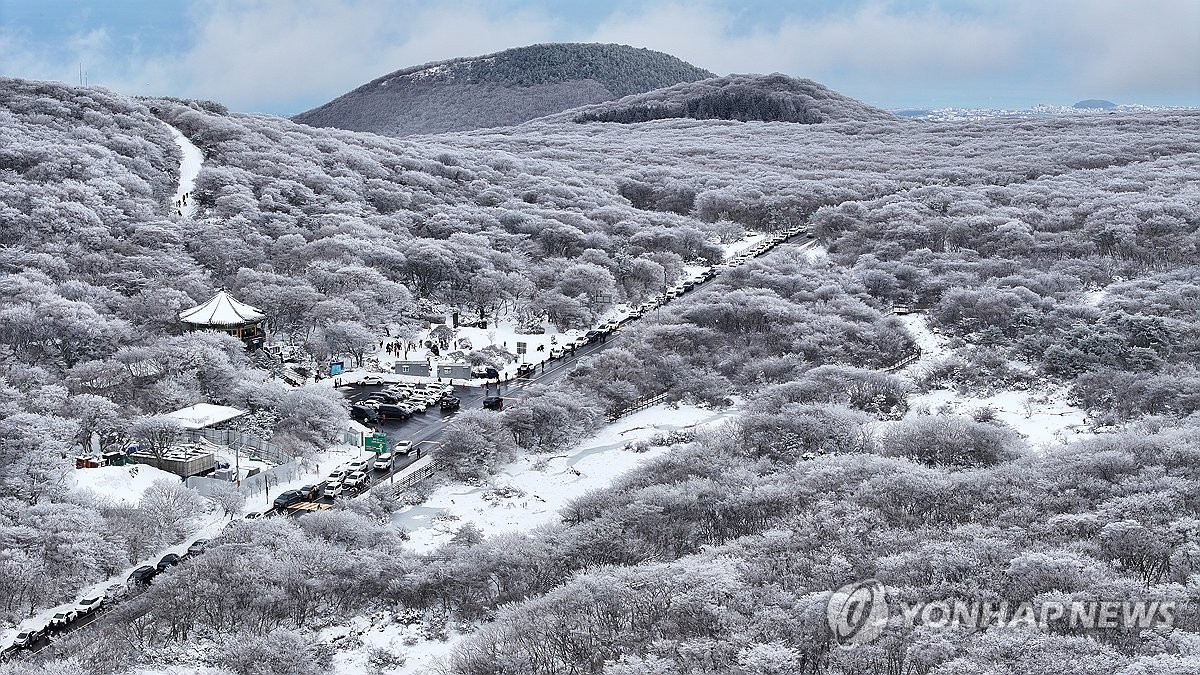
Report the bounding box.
[178,290,265,326]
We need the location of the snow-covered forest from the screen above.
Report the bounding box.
[0,69,1197,675]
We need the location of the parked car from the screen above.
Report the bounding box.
[157,553,181,571]
[74,596,102,615]
[272,489,304,510]
[483,396,504,410]
[12,628,43,648]
[103,584,126,600]
[244,510,265,519]
[549,346,564,358]
[327,481,349,499]
[128,565,157,585]
[376,403,412,420]
[186,539,210,557]
[359,375,383,386]
[373,452,394,471]
[393,440,414,455]
[364,391,401,404]
[439,396,461,412]
[49,610,77,628]
[350,405,379,424]
[345,458,370,473]
[343,471,368,491]
[298,484,323,500]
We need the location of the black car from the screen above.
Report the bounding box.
[298,484,323,501]
[364,391,402,404]
[516,363,535,379]
[376,403,412,420]
[156,553,181,571]
[483,396,504,410]
[585,330,603,343]
[273,489,304,510]
[440,396,461,412]
[128,565,157,585]
[350,404,379,424]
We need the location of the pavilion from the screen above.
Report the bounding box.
[178,289,266,350]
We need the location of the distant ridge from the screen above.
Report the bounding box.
[293,43,715,136]
[1074,99,1117,109]
[567,73,895,125]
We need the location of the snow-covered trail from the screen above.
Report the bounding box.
[166,124,204,218]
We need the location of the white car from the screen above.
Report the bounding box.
[346,459,370,473]
[393,440,414,455]
[49,610,77,628]
[359,375,383,386]
[549,346,564,358]
[373,453,394,471]
[344,471,368,490]
[74,596,103,615]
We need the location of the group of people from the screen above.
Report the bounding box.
[173,191,191,216]
[380,340,414,356]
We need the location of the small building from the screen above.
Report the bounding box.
[394,360,431,377]
[436,363,473,380]
[179,289,267,350]
[344,419,373,448]
[131,438,219,478]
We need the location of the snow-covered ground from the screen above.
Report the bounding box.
[895,313,951,361]
[800,242,828,263]
[325,402,736,674]
[720,232,768,258]
[894,314,1093,451]
[70,464,182,505]
[906,387,1089,449]
[166,124,204,218]
[394,402,739,554]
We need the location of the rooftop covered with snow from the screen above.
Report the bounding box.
[178,289,265,326]
[163,403,248,430]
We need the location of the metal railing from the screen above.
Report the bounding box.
[183,428,291,465]
[880,349,923,373]
[606,391,668,421]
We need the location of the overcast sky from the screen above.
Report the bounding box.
[2,0,1197,115]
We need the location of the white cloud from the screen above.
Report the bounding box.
[1,0,1195,112]
[586,0,1198,106]
[173,0,558,112]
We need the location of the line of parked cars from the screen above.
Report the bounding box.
[351,382,456,424]
[2,537,214,658]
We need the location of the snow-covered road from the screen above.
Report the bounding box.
[165,124,204,218]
